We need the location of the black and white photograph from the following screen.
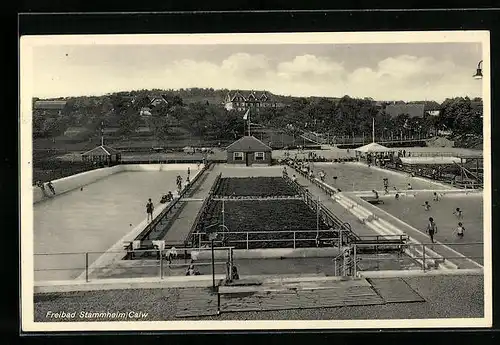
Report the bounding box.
[20,31,491,331]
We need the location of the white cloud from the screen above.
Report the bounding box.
[33,52,482,102]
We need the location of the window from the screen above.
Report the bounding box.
[233,152,244,161]
[254,152,265,161]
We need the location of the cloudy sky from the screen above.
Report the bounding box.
[31,42,483,101]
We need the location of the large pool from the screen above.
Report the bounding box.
[311,162,451,191]
[34,170,185,281]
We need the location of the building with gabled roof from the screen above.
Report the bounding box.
[81,145,121,166]
[226,135,272,166]
[224,90,283,112]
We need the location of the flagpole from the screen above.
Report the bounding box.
[248,107,251,137]
[372,117,375,143]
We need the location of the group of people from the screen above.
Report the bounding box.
[36,180,56,196]
[397,149,411,158]
[421,202,466,243]
[380,178,413,199]
[146,167,194,222]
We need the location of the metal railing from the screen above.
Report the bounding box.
[283,166,360,243]
[189,231,408,251]
[190,229,358,249]
[34,246,235,282]
[354,241,483,271]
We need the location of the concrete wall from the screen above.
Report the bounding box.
[194,247,342,260]
[33,163,205,204]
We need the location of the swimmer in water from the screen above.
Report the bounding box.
[422,201,431,211]
[395,193,400,200]
[453,207,463,220]
[407,183,413,190]
[433,192,439,201]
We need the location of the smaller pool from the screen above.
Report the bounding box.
[377,192,484,265]
[311,162,450,192]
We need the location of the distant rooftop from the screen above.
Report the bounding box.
[34,100,67,110]
[385,103,425,118]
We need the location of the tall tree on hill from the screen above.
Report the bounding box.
[439,97,478,135]
[118,107,141,136]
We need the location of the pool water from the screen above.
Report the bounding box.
[377,192,484,264]
[34,170,185,280]
[311,162,450,191]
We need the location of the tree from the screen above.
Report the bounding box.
[117,107,141,135]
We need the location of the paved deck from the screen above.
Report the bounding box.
[162,165,223,243]
[292,171,378,237]
[33,274,485,321]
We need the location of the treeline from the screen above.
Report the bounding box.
[32,88,482,142]
[253,95,482,139]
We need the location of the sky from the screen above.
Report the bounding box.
[31,42,483,102]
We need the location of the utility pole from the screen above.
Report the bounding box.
[101,121,104,146]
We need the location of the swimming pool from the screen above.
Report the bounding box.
[34,170,187,281]
[310,162,451,191]
[377,192,484,265]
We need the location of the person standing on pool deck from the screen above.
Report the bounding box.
[426,217,438,243]
[47,181,56,195]
[453,207,463,220]
[146,198,154,222]
[187,167,191,179]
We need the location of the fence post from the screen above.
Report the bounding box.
[246,232,249,250]
[422,244,426,272]
[353,244,357,277]
[160,249,163,279]
[85,252,89,282]
[293,232,296,249]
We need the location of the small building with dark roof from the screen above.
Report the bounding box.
[226,136,272,166]
[81,145,121,166]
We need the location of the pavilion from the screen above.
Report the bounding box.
[81,145,122,166]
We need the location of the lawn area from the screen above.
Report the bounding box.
[197,199,332,248]
[214,177,298,197]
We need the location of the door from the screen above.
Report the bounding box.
[245,152,250,166]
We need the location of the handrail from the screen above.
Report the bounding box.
[192,229,342,235]
[285,160,361,244]
[136,162,211,241]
